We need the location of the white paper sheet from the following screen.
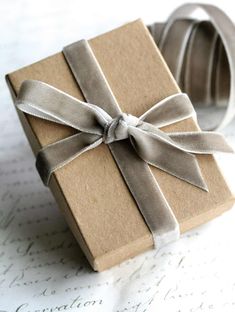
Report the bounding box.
[1,1,235,311]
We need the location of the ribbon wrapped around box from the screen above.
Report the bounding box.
[6,18,235,271]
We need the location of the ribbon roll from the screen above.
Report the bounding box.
[148,3,235,130]
[16,40,233,250]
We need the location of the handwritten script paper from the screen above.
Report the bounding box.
[1,1,235,311]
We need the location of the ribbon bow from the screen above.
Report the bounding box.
[16,80,233,190]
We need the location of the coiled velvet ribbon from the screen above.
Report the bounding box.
[148,3,235,130]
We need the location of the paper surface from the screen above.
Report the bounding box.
[1,0,235,311]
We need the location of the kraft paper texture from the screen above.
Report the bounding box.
[6,20,235,271]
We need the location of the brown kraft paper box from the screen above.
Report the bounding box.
[6,19,235,271]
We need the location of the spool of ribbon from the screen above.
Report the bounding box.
[148,3,235,130]
[16,39,233,249]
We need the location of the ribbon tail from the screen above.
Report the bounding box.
[36,132,102,185]
[168,131,234,154]
[128,127,208,191]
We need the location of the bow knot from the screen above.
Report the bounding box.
[103,113,140,144]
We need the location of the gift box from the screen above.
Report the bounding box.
[6,19,235,271]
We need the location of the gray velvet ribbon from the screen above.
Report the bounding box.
[148,3,235,130]
[16,39,233,249]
